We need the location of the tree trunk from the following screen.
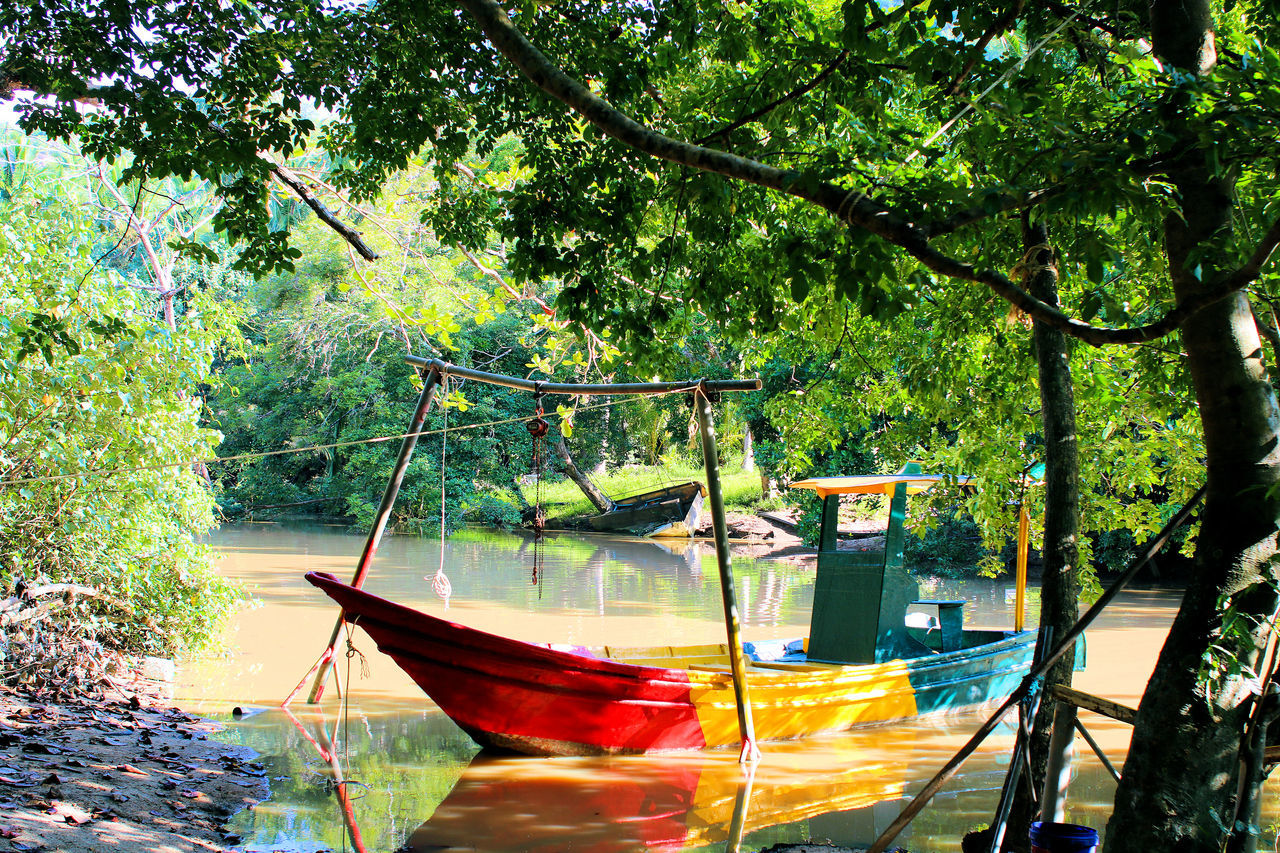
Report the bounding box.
[742,422,755,472]
[1107,2,1280,847]
[553,434,612,513]
[1003,221,1081,852]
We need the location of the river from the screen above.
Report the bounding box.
[179,524,1277,852]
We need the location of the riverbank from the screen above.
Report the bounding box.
[0,686,267,853]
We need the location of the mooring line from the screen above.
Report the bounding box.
[0,388,701,488]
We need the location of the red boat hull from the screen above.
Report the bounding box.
[306,572,1034,755]
[308,572,708,754]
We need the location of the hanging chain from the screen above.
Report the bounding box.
[526,386,550,595]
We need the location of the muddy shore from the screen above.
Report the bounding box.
[0,687,267,853]
[0,515,896,853]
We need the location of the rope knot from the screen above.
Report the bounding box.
[345,634,370,679]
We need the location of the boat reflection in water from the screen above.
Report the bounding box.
[400,752,907,853]
[283,709,1005,852]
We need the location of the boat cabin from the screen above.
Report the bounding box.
[790,464,973,665]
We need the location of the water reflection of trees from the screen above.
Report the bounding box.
[368,529,819,632]
[221,708,480,852]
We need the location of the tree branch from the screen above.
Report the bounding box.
[694,50,849,146]
[1042,0,1139,42]
[943,1,1026,97]
[267,162,379,262]
[691,0,929,147]
[1251,301,1280,353]
[5,78,379,264]
[925,186,1065,237]
[455,0,1274,347]
[1221,217,1280,292]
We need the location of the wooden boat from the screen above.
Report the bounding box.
[309,564,1033,757]
[307,570,1030,755]
[306,450,1036,755]
[587,481,705,538]
[306,465,1034,755]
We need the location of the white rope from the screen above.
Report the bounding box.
[0,390,694,488]
[430,378,453,608]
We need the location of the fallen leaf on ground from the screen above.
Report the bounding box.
[0,776,38,788]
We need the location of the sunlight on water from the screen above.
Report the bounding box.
[183,525,1280,852]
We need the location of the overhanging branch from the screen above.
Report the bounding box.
[460,0,1243,346]
[1222,217,1280,292]
[694,50,849,146]
[268,162,379,262]
[3,83,380,265]
[943,1,1026,97]
[925,186,1065,238]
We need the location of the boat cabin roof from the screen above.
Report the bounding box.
[788,474,973,499]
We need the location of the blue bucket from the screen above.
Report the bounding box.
[1029,821,1099,853]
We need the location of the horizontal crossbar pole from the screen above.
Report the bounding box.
[1049,684,1137,724]
[405,356,761,396]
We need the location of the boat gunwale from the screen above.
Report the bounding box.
[307,571,1034,690]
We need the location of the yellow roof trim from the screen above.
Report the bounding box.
[787,474,973,499]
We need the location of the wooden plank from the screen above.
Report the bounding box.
[748,660,838,672]
[1048,684,1137,724]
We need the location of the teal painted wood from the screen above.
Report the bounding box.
[905,630,1036,715]
[818,492,840,552]
[808,549,889,663]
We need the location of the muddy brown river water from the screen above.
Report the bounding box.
[181,525,1280,852]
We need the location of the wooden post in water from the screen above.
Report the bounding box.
[1040,699,1076,821]
[1015,503,1030,632]
[284,366,443,707]
[694,386,759,763]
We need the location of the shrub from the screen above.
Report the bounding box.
[0,190,238,680]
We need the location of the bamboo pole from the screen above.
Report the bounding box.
[406,356,760,396]
[1015,503,1029,632]
[986,626,1050,853]
[284,367,443,707]
[694,386,759,763]
[1074,718,1122,784]
[726,764,758,852]
[866,484,1205,853]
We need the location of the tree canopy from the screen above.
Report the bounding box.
[7,0,1280,848]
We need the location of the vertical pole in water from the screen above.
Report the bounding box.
[1040,699,1076,821]
[284,366,443,707]
[1015,503,1030,632]
[694,386,759,762]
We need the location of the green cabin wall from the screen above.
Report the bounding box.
[807,477,925,664]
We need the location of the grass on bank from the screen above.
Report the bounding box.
[535,460,765,521]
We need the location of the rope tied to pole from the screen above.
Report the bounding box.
[528,384,548,594]
[430,377,452,608]
[344,625,370,680]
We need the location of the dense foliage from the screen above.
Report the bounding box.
[8,0,1280,844]
[0,186,237,662]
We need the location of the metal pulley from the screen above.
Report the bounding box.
[526,416,550,438]
[527,388,549,438]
